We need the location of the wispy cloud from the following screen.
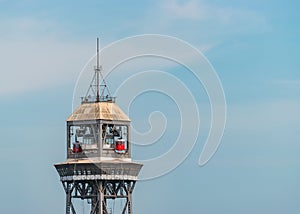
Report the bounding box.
[0,17,58,39]
[0,40,94,96]
[161,0,207,20]
[0,1,270,96]
[0,17,94,96]
[143,0,269,41]
[159,0,268,26]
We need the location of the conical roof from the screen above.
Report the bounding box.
[67,102,130,122]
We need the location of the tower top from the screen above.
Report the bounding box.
[55,37,142,214]
[65,38,132,160]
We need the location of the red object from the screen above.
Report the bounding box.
[72,142,82,153]
[115,140,125,151]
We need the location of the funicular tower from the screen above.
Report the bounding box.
[54,39,142,214]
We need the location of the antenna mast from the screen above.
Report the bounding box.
[82,37,115,103]
[96,37,100,102]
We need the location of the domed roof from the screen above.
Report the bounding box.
[67,101,130,122]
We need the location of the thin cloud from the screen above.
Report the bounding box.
[0,1,270,96]
[0,38,92,96]
[0,17,59,39]
[144,0,269,36]
[162,0,207,20]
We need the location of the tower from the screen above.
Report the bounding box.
[54,38,143,214]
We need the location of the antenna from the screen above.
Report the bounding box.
[96,37,100,102]
[82,38,115,103]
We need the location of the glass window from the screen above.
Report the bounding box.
[69,124,98,151]
[102,124,128,151]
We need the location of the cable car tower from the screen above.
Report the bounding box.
[54,38,143,214]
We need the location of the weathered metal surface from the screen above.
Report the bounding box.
[55,161,142,181]
[67,102,130,122]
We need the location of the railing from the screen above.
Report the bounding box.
[81,95,116,103]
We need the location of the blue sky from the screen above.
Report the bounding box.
[0,0,300,213]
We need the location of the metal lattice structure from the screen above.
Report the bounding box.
[62,180,136,214]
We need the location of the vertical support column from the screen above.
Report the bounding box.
[128,191,132,214]
[90,180,100,214]
[120,181,131,214]
[91,196,99,214]
[66,182,71,214]
[127,125,131,157]
[99,190,103,214]
[128,181,136,214]
[100,181,105,214]
[66,124,70,159]
[64,182,76,214]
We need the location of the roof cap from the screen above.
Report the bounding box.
[67,101,130,122]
